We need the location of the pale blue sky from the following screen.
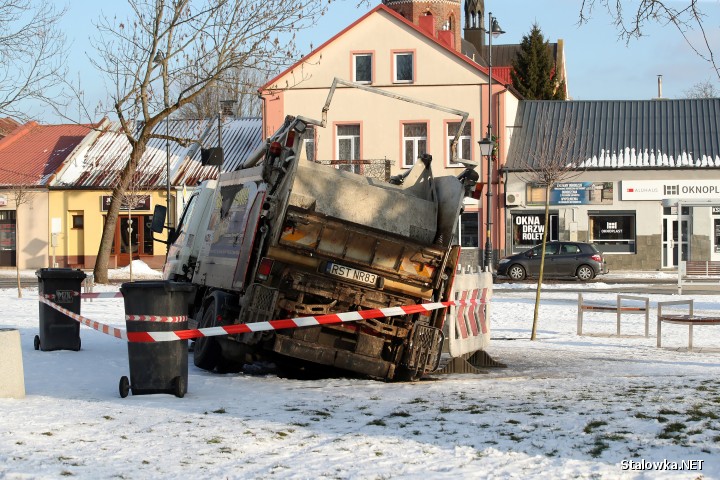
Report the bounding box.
[34,0,720,122]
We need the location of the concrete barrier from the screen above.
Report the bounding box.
[0,328,25,398]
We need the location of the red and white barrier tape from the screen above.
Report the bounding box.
[125,315,187,323]
[39,295,487,343]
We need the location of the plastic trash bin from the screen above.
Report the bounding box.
[35,268,87,351]
[119,280,196,398]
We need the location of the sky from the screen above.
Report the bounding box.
[22,0,720,123]
[1,265,720,478]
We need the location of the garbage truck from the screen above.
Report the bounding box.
[153,79,483,381]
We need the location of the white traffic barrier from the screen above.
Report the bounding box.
[444,270,493,357]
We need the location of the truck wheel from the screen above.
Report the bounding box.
[193,302,222,371]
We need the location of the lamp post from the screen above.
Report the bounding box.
[153,50,172,233]
[481,12,504,272]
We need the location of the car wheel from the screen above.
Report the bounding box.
[576,265,595,282]
[508,264,526,281]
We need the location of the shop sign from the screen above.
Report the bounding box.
[622,180,720,200]
[0,195,6,207]
[547,182,613,205]
[101,195,151,211]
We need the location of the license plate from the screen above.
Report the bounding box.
[325,262,379,286]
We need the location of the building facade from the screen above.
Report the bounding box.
[260,3,521,267]
[503,99,720,271]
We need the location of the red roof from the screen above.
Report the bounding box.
[0,122,95,186]
[261,4,503,91]
[491,66,514,86]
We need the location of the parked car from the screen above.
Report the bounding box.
[496,241,608,281]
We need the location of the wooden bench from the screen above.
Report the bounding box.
[677,260,720,294]
[577,293,650,336]
[657,299,720,351]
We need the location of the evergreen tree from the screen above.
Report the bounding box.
[510,24,566,100]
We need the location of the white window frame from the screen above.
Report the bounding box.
[336,124,361,174]
[394,52,414,83]
[353,53,372,84]
[402,122,427,168]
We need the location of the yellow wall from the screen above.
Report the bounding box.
[48,189,169,268]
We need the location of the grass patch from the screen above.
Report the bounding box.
[389,410,411,418]
[60,471,73,476]
[207,436,223,444]
[408,398,428,404]
[588,438,610,458]
[41,432,54,436]
[583,420,607,434]
[662,422,686,434]
[658,408,680,416]
[439,407,454,414]
[506,419,521,425]
[367,419,387,427]
[102,415,114,421]
[308,410,332,418]
[212,408,227,414]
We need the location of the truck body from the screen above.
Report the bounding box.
[159,84,484,380]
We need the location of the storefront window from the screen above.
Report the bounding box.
[589,212,636,253]
[512,213,558,252]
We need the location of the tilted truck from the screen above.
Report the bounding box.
[153,80,485,381]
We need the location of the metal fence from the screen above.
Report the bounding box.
[313,159,392,182]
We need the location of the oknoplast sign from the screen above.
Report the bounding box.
[622,180,720,200]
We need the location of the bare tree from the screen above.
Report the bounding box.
[177,68,263,119]
[89,0,336,283]
[516,113,582,341]
[684,79,719,99]
[579,1,719,81]
[0,0,67,120]
[11,185,36,298]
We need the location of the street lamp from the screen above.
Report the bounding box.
[482,12,504,272]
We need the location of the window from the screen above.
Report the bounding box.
[302,125,316,161]
[455,211,479,247]
[394,52,414,83]
[402,122,427,168]
[337,124,361,174]
[589,213,636,253]
[72,214,84,229]
[353,53,372,84]
[531,243,559,256]
[447,121,471,165]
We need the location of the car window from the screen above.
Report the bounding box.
[532,244,558,256]
[561,244,581,254]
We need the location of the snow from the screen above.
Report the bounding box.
[1,274,719,479]
[577,148,720,169]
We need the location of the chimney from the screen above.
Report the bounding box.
[419,11,435,37]
[657,75,663,99]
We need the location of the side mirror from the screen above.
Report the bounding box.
[151,205,167,233]
[526,251,535,258]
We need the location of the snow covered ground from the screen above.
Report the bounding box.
[1,270,719,479]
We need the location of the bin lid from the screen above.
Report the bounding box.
[35,268,87,280]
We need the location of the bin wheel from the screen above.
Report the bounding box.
[173,376,186,398]
[119,376,131,398]
[34,335,40,351]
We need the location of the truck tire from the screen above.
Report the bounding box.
[193,302,222,371]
